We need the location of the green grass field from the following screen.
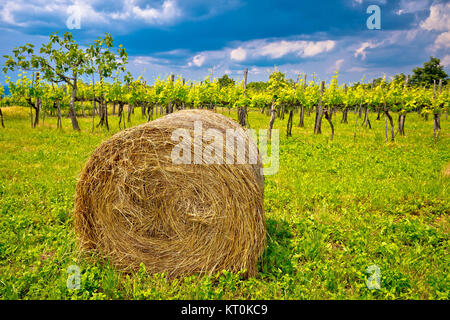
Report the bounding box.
[0,106,448,299]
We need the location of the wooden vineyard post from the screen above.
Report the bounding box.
[314,81,325,134]
[169,74,175,113]
[0,108,4,128]
[322,81,334,140]
[244,67,249,126]
[91,75,96,132]
[128,103,133,123]
[363,81,373,129]
[30,73,36,128]
[287,107,293,137]
[57,101,62,129]
[385,111,388,142]
[298,74,306,127]
[354,83,364,142]
[34,72,40,128]
[104,99,109,131]
[0,96,4,127]
[380,85,394,142]
[442,79,448,120]
[342,84,348,124]
[433,79,442,141]
[243,68,248,92]
[268,99,276,140]
[286,81,295,137]
[398,75,409,136]
[182,78,186,110]
[238,68,249,128]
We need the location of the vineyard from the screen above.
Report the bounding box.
[0,32,449,300]
[1,67,449,143]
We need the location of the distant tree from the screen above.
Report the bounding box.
[217,74,235,88]
[410,57,448,87]
[370,77,386,88]
[247,81,269,91]
[392,73,407,85]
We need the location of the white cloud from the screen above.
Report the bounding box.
[441,55,450,67]
[348,66,367,72]
[327,59,344,73]
[133,56,170,65]
[249,66,265,75]
[0,0,183,28]
[131,0,181,24]
[354,41,382,60]
[0,0,72,27]
[250,39,335,59]
[185,37,337,73]
[230,47,247,61]
[105,0,182,25]
[0,2,27,27]
[420,3,450,51]
[303,40,335,57]
[182,37,337,75]
[134,57,151,65]
[405,29,419,41]
[258,41,299,58]
[188,54,206,67]
[68,2,108,25]
[396,0,430,15]
[434,31,450,49]
[420,3,450,32]
[334,59,344,70]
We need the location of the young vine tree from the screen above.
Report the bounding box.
[3,32,127,131]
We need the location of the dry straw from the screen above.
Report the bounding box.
[74,110,266,278]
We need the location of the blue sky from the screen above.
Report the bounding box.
[0,0,449,84]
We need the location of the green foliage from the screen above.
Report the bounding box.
[247,81,269,91]
[410,56,448,88]
[217,74,235,88]
[392,73,407,85]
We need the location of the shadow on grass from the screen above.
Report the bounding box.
[258,218,295,276]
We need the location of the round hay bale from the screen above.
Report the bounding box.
[74,109,266,278]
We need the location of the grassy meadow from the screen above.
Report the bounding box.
[0,106,448,299]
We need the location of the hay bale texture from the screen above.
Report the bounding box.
[74,110,266,278]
